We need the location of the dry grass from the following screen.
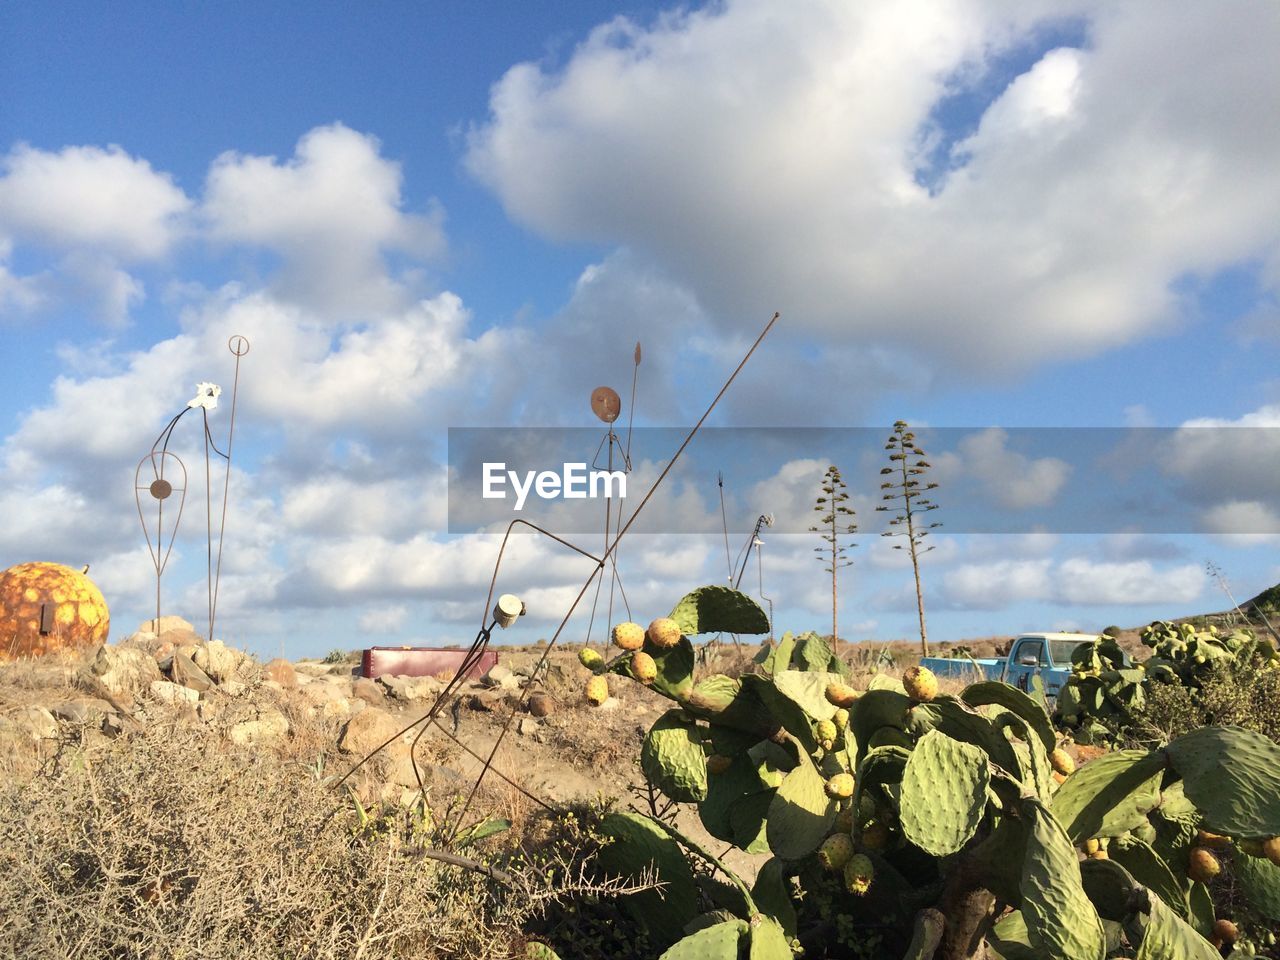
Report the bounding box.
[0,716,610,960]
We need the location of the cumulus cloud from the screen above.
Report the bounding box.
[203,125,445,318]
[936,427,1071,510]
[0,142,190,259]
[942,553,1204,608]
[467,0,1280,370]
[1202,500,1280,545]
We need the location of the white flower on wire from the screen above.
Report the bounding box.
[187,382,222,411]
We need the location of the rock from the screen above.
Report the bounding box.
[170,652,214,692]
[139,615,197,636]
[528,692,555,718]
[339,707,402,755]
[228,708,289,746]
[3,706,58,741]
[351,677,386,705]
[300,682,350,718]
[597,697,622,712]
[220,679,249,697]
[264,658,297,688]
[467,690,504,712]
[483,664,521,690]
[90,644,162,698]
[53,698,116,724]
[518,716,541,736]
[149,680,199,706]
[192,640,244,684]
[380,674,440,702]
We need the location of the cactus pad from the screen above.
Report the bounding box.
[773,669,845,721]
[1019,798,1106,960]
[1132,893,1220,960]
[961,680,1056,753]
[1234,847,1280,921]
[599,812,699,946]
[656,919,748,960]
[1049,750,1164,844]
[766,751,834,861]
[1164,726,1280,838]
[642,710,708,803]
[668,585,769,636]
[900,730,990,856]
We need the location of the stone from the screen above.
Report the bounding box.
[5,706,58,741]
[380,674,440,702]
[170,652,214,692]
[483,664,521,690]
[192,640,244,684]
[89,644,162,698]
[149,680,199,706]
[351,677,386,705]
[139,615,197,636]
[219,679,249,697]
[528,692,555,718]
[228,708,289,746]
[519,716,541,736]
[53,698,116,724]
[468,690,504,712]
[597,697,622,712]
[300,682,350,718]
[338,707,402,755]
[263,658,297,688]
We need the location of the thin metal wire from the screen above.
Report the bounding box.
[447,311,780,835]
[208,335,248,643]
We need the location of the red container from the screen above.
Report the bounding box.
[361,646,498,680]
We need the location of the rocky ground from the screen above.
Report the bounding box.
[0,617,766,876]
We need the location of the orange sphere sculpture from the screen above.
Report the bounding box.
[0,562,110,659]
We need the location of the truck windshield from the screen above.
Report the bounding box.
[1047,639,1092,663]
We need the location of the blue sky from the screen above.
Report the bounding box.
[2,1,1278,658]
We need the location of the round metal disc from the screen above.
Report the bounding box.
[591,386,622,423]
[149,478,173,500]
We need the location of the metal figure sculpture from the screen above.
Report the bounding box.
[335,313,781,845]
[135,334,248,640]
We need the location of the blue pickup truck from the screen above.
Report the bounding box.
[921,633,1102,697]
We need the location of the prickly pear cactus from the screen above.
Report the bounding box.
[899,730,990,856]
[668,585,770,637]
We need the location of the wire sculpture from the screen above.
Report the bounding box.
[135,334,249,640]
[336,313,780,840]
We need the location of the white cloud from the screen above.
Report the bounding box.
[0,142,190,260]
[1202,500,1280,546]
[358,604,408,633]
[1055,557,1203,606]
[467,0,1280,370]
[937,427,1072,510]
[943,558,1053,609]
[203,124,445,317]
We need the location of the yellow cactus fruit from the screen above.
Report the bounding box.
[825,681,859,708]
[706,754,733,775]
[1052,771,1067,785]
[646,617,682,649]
[902,665,938,703]
[1196,829,1231,851]
[612,622,645,651]
[1212,919,1238,947]
[1089,848,1109,860]
[818,833,854,872]
[1083,838,1101,856]
[815,719,838,750]
[843,853,874,896]
[825,773,855,799]
[631,651,658,683]
[1187,847,1221,884]
[1265,836,1280,866]
[585,675,609,706]
[1049,748,1075,777]
[578,648,604,669]
[833,707,850,732]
